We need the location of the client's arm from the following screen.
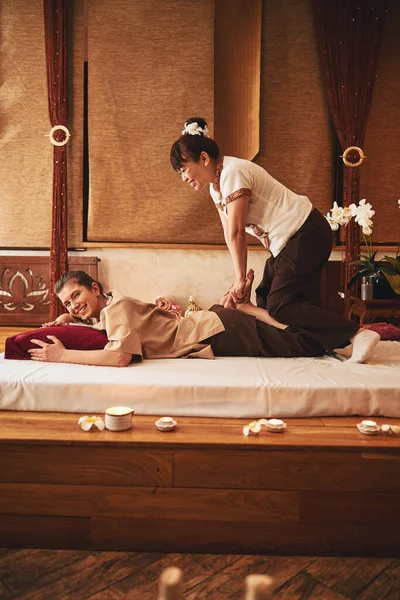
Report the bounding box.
[28,336,132,367]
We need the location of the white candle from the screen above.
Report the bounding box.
[105,406,133,416]
[105,406,134,431]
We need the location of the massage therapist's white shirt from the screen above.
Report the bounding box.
[210,156,313,257]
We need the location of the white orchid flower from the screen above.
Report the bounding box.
[349,203,358,216]
[330,202,345,223]
[362,225,373,236]
[78,415,105,431]
[326,214,340,230]
[182,122,210,137]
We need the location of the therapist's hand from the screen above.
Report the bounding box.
[28,336,66,363]
[231,278,246,301]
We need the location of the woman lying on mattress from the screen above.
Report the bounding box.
[23,270,378,367]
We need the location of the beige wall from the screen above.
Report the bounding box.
[0,247,356,314]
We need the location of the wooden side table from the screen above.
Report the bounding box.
[348,296,400,325]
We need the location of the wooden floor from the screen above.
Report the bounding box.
[0,548,399,599]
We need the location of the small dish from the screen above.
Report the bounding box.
[357,420,380,435]
[155,417,177,432]
[267,418,287,433]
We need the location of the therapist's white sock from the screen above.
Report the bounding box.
[347,329,380,363]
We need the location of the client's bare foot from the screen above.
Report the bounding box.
[236,271,288,330]
[241,269,255,304]
[220,269,254,308]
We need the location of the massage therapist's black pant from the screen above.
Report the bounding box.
[204,305,326,358]
[255,208,359,352]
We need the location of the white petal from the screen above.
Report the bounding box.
[250,422,262,433]
[80,421,94,431]
[78,416,89,425]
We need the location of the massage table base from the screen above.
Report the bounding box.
[1,412,399,557]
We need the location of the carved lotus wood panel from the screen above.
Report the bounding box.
[0,257,98,325]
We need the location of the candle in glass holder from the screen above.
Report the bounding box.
[105,406,134,431]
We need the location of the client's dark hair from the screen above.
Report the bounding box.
[170,117,220,171]
[55,270,104,296]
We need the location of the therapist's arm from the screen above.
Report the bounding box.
[225,195,249,296]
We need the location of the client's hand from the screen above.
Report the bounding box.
[42,313,73,327]
[42,319,65,327]
[28,336,66,363]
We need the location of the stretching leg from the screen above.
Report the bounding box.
[236,270,288,330]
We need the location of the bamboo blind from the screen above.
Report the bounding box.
[86,0,221,244]
[0,0,53,247]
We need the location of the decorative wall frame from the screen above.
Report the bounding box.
[0,256,98,325]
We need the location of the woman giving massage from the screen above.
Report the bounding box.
[170,117,380,364]
[27,270,376,366]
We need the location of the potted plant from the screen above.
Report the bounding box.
[326,199,400,299]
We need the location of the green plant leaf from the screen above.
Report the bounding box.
[381,272,400,295]
[382,256,400,274]
[347,269,370,288]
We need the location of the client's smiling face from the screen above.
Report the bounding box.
[58,281,102,320]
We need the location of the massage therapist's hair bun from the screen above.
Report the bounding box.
[182,117,210,137]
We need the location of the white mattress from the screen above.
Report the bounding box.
[0,341,399,418]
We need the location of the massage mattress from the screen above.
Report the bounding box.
[0,341,399,418]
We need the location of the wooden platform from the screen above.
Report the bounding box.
[1,327,400,557]
[1,411,400,557]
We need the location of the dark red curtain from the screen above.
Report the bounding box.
[312,0,388,314]
[43,0,69,319]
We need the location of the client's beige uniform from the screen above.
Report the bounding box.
[92,290,224,359]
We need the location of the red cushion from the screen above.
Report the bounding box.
[363,322,400,341]
[4,325,108,360]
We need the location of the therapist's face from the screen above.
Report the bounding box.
[178,152,213,190]
[58,281,102,320]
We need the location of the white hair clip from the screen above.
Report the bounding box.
[182,122,210,137]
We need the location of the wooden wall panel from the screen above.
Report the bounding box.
[360,0,400,243]
[214,0,262,160]
[66,0,85,247]
[256,0,334,216]
[0,256,98,325]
